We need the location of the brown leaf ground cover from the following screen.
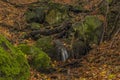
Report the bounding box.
[29,34,120,80]
[0,0,120,80]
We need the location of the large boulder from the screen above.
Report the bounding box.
[32,50,51,71]
[25,7,47,24]
[18,44,51,71]
[35,36,55,55]
[0,35,30,80]
[45,3,69,25]
[25,2,69,27]
[72,40,91,59]
[72,15,103,44]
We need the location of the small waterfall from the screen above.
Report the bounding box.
[61,47,69,61]
[54,40,69,61]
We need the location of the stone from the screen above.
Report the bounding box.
[25,2,69,25]
[36,36,55,55]
[45,7,68,25]
[32,50,51,71]
[25,7,47,23]
[18,44,51,71]
[72,15,103,44]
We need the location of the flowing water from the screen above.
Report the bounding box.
[61,47,69,61]
[54,40,69,61]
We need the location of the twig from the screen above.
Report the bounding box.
[0,23,13,28]
[109,12,120,38]
[100,0,109,43]
[1,0,41,8]
[110,27,120,48]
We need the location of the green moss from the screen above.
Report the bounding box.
[0,48,20,76]
[106,0,112,3]
[30,22,44,30]
[73,16,103,44]
[33,50,51,70]
[0,77,12,80]
[36,36,55,53]
[17,44,40,55]
[18,44,51,70]
[17,44,31,55]
[25,7,46,23]
[25,11,36,23]
[0,34,30,80]
[45,8,68,25]
[25,2,69,25]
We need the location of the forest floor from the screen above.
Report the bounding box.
[0,0,120,80]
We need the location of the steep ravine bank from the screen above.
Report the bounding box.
[24,0,104,60]
[29,33,120,80]
[0,0,120,80]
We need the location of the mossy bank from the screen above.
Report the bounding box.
[0,34,30,80]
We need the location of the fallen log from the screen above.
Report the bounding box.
[26,21,72,39]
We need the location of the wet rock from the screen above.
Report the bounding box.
[72,40,90,59]
[36,37,69,61]
[53,40,69,61]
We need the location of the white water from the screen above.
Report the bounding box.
[61,48,69,61]
[54,40,69,61]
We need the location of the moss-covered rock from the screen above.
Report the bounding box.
[17,44,51,70]
[30,22,44,30]
[35,36,57,60]
[106,0,113,3]
[25,2,69,26]
[18,44,39,55]
[25,7,46,23]
[0,34,30,80]
[73,15,103,44]
[45,6,68,25]
[32,50,51,70]
[36,36,55,53]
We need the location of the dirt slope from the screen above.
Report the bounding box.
[0,0,120,80]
